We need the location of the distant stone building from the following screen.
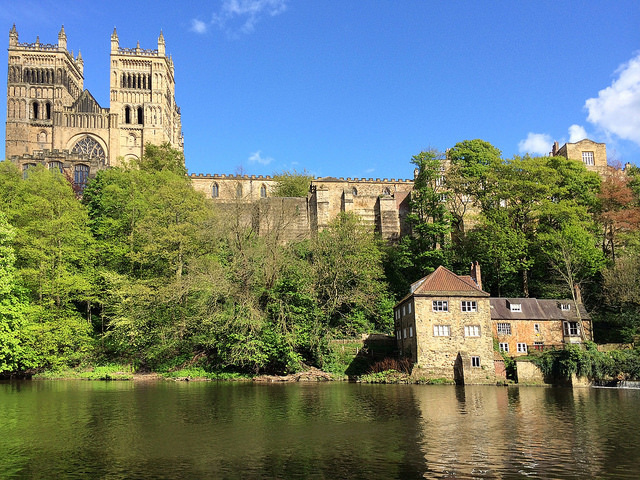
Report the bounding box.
[551,138,609,175]
[6,25,182,190]
[189,173,414,240]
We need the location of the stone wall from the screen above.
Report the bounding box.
[407,296,496,384]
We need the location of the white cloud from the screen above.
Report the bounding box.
[190,19,208,34]
[212,0,287,35]
[248,150,273,165]
[585,53,640,146]
[365,168,375,174]
[518,132,553,155]
[568,124,588,143]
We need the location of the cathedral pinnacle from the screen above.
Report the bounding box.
[9,23,18,47]
[110,27,119,52]
[158,29,165,55]
[58,25,67,50]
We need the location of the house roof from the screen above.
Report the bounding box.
[490,298,590,321]
[396,266,488,306]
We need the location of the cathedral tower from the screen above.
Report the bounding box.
[6,25,86,159]
[109,28,183,165]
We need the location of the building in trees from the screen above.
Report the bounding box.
[395,264,593,383]
[6,25,183,190]
[393,264,497,385]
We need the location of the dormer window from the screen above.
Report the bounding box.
[561,303,571,311]
[509,303,521,312]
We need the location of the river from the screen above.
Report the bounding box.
[1,380,638,479]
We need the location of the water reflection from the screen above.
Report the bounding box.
[1,381,639,479]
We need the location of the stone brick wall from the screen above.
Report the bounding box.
[397,295,496,384]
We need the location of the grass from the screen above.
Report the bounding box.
[161,367,250,381]
[34,364,134,380]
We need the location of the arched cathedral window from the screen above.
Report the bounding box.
[71,136,106,164]
[260,184,267,198]
[212,183,219,198]
[236,184,243,198]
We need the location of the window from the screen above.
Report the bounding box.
[382,187,391,195]
[517,343,527,353]
[396,330,401,340]
[212,183,219,198]
[409,326,413,338]
[471,356,481,367]
[435,175,445,187]
[32,101,39,119]
[124,106,131,124]
[236,184,243,198]
[408,303,412,314]
[560,303,571,311]
[48,161,63,173]
[534,341,544,350]
[464,325,480,337]
[509,303,522,312]
[403,328,407,339]
[564,321,580,336]
[497,323,511,335]
[439,193,447,203]
[260,184,267,198]
[432,300,448,312]
[402,305,406,316]
[74,164,90,192]
[461,301,477,312]
[22,163,36,179]
[499,199,507,208]
[499,342,509,352]
[71,136,106,163]
[534,323,541,334]
[582,151,594,166]
[352,187,358,196]
[433,325,451,337]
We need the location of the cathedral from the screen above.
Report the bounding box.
[5,26,616,241]
[6,25,182,190]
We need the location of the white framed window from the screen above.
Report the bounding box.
[403,328,407,339]
[534,323,541,334]
[432,300,448,312]
[433,325,451,337]
[461,301,477,312]
[499,342,509,352]
[517,343,527,353]
[439,193,447,203]
[582,151,594,166]
[402,305,406,316]
[464,325,480,337]
[471,356,481,367]
[408,303,412,314]
[435,175,445,187]
[564,321,580,336]
[560,303,571,311]
[497,323,511,335]
[409,326,413,338]
[396,329,401,340]
[499,199,507,208]
[509,303,522,312]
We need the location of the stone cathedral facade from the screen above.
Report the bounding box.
[6,25,182,188]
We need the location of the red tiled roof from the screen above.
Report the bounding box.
[410,266,488,297]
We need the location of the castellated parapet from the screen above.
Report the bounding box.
[189,173,415,241]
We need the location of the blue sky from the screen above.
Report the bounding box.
[1,1,639,179]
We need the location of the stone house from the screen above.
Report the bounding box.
[490,297,592,357]
[394,263,497,385]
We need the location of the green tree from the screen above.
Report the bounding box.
[272,169,312,197]
[404,150,452,277]
[308,212,391,335]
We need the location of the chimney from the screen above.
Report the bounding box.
[574,283,582,304]
[551,141,559,156]
[470,261,482,291]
